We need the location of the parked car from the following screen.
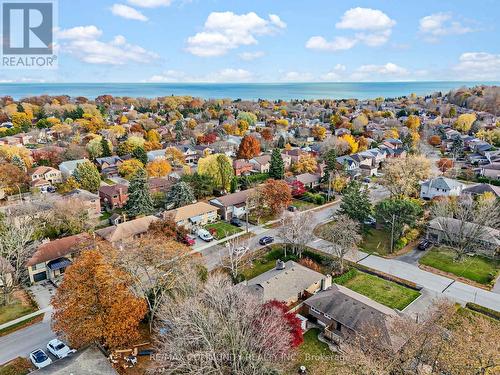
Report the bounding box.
[30,349,52,369]
[363,216,376,226]
[417,239,432,251]
[287,205,298,212]
[230,217,243,227]
[182,235,196,246]
[47,339,74,359]
[259,236,274,246]
[233,246,249,255]
[197,229,214,242]
[363,177,371,183]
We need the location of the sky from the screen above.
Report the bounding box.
[1,0,499,83]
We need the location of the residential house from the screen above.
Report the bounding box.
[479,162,500,180]
[26,233,91,283]
[95,156,123,178]
[58,159,87,179]
[336,155,360,177]
[64,189,101,218]
[233,159,253,176]
[209,188,256,220]
[427,217,500,257]
[149,177,174,194]
[147,149,167,162]
[286,173,321,189]
[163,202,218,231]
[99,184,129,209]
[95,215,158,247]
[30,166,62,185]
[175,145,198,165]
[249,155,271,173]
[304,284,402,349]
[462,183,500,198]
[420,177,465,200]
[280,152,292,170]
[244,260,329,305]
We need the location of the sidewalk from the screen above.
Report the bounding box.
[0,306,52,331]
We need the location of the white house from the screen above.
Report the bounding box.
[58,159,87,179]
[420,177,465,200]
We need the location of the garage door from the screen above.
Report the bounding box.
[33,272,47,282]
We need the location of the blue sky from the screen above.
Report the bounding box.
[2,0,499,83]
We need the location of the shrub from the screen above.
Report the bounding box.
[333,268,357,284]
[298,258,323,273]
[314,195,325,205]
[394,237,408,250]
[465,302,500,321]
[404,228,419,242]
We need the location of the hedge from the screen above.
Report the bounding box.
[465,302,500,321]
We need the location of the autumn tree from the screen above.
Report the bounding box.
[437,158,453,173]
[428,135,442,146]
[146,159,171,177]
[237,135,261,160]
[73,161,100,193]
[41,199,95,239]
[380,155,431,198]
[319,215,361,274]
[118,158,144,180]
[164,146,185,167]
[125,168,154,217]
[51,246,147,349]
[312,125,327,141]
[292,154,318,174]
[252,179,292,219]
[269,148,285,179]
[198,153,233,192]
[405,115,421,131]
[155,273,296,374]
[278,211,314,257]
[218,237,252,280]
[0,163,28,195]
[454,113,476,133]
[341,134,359,154]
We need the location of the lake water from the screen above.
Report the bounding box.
[0,81,497,100]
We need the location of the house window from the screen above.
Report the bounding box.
[310,306,321,315]
[335,321,341,331]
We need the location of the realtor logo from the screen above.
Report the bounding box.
[1,1,57,68]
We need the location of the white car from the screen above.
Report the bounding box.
[47,338,74,359]
[30,349,52,369]
[197,229,214,242]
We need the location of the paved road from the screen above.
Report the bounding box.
[0,321,56,365]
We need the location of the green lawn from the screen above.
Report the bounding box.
[290,328,336,374]
[335,269,420,310]
[0,298,37,325]
[360,228,392,256]
[240,246,299,280]
[99,211,112,221]
[291,199,318,211]
[0,357,32,375]
[205,221,242,240]
[420,247,500,285]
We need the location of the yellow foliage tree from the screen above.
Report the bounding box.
[120,115,129,124]
[146,159,172,177]
[405,115,421,131]
[11,112,32,128]
[118,159,144,180]
[0,145,32,167]
[108,125,126,138]
[165,147,185,167]
[312,125,327,141]
[276,119,289,128]
[292,154,317,174]
[341,134,359,154]
[454,113,476,133]
[384,128,400,139]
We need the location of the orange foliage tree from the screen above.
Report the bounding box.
[437,158,453,172]
[428,135,442,146]
[255,179,292,216]
[51,247,147,349]
[146,159,172,177]
[237,135,261,160]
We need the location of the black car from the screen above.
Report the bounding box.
[230,217,243,227]
[417,240,432,251]
[259,236,274,246]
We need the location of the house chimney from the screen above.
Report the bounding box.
[276,259,285,270]
[321,274,332,290]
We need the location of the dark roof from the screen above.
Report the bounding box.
[27,234,91,266]
[99,184,128,196]
[210,188,256,207]
[463,183,500,197]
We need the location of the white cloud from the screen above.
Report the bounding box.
[307,7,395,52]
[280,71,315,82]
[453,52,500,80]
[111,4,148,21]
[56,25,102,40]
[419,12,473,42]
[146,68,253,82]
[306,36,357,51]
[127,0,171,7]
[351,63,408,81]
[336,7,396,30]
[238,51,265,61]
[57,25,159,65]
[186,12,286,57]
[320,64,347,81]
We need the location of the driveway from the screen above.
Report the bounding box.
[395,247,428,265]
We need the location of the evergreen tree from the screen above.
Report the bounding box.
[269,149,285,179]
[16,103,24,113]
[125,168,154,217]
[230,176,238,193]
[11,154,26,171]
[277,135,286,149]
[132,146,148,165]
[100,137,112,157]
[73,161,101,193]
[339,181,372,223]
[181,173,214,199]
[165,181,195,209]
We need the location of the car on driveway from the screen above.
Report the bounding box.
[30,349,52,369]
[363,216,376,226]
[197,229,214,242]
[182,235,196,246]
[230,217,243,227]
[417,239,432,251]
[47,338,74,359]
[259,236,274,246]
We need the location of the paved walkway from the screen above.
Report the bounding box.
[0,306,52,331]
